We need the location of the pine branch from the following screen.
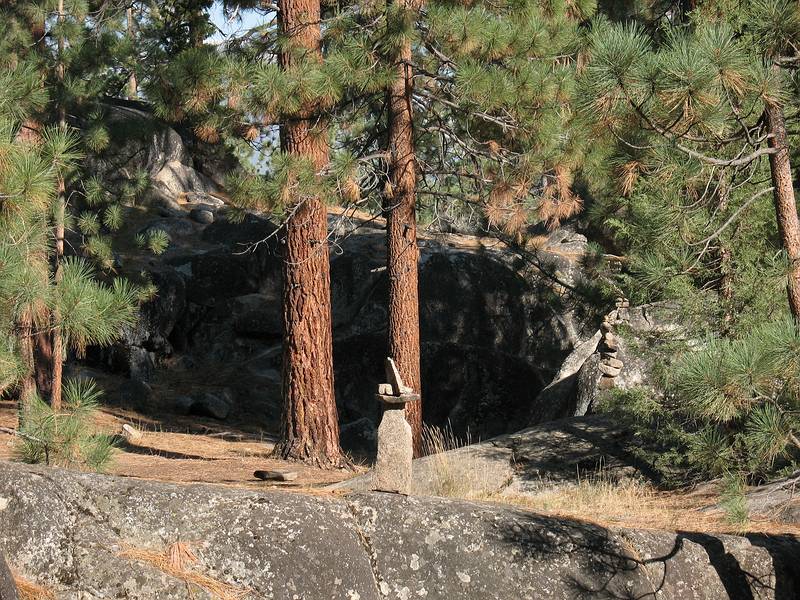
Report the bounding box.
[682,187,775,274]
[0,425,50,446]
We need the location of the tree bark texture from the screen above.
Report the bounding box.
[50,0,66,411]
[765,101,800,322]
[51,186,65,411]
[126,7,138,99]
[385,0,424,457]
[16,314,36,418]
[33,330,52,400]
[272,0,345,468]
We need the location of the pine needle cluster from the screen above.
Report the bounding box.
[16,378,116,471]
[0,24,143,469]
[672,318,800,478]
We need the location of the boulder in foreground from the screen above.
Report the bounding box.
[0,462,798,599]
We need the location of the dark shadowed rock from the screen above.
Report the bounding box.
[189,208,214,224]
[117,379,153,411]
[230,293,283,338]
[104,207,602,442]
[139,218,195,241]
[340,417,378,457]
[0,462,798,599]
[528,330,601,424]
[194,390,232,420]
[174,390,233,420]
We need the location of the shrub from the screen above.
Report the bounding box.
[671,317,800,480]
[15,378,116,472]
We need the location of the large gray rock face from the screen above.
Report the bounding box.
[729,471,800,525]
[100,208,598,448]
[85,103,190,182]
[0,462,798,599]
[83,101,222,225]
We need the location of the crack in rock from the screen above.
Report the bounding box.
[346,499,390,597]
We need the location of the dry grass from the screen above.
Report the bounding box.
[492,474,710,532]
[417,424,495,498]
[417,428,800,537]
[119,541,250,600]
[487,473,800,536]
[12,570,56,600]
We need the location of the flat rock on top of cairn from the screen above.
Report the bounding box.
[376,359,419,404]
[385,358,404,395]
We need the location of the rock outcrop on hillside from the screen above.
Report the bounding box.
[532,301,687,424]
[1,462,798,599]
[334,415,654,497]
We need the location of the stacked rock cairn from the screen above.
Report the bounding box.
[373,358,420,495]
[598,297,629,390]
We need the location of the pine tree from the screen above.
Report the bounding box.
[0,60,140,421]
[1,2,145,433]
[384,0,424,456]
[579,1,800,325]
[269,0,347,468]
[582,0,800,483]
[671,317,800,478]
[1,0,156,408]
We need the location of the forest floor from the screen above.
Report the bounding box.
[2,398,799,538]
[0,399,358,491]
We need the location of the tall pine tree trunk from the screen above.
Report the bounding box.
[50,0,67,411]
[271,0,345,468]
[17,313,36,415]
[24,17,53,403]
[385,0,423,456]
[126,7,138,99]
[765,101,800,321]
[33,331,52,399]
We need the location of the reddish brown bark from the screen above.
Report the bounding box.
[385,0,424,457]
[51,179,65,411]
[271,0,346,468]
[17,313,36,416]
[126,7,138,99]
[14,125,52,404]
[50,0,66,411]
[33,330,53,399]
[765,101,800,322]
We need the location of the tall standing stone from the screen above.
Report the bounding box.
[374,408,413,494]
